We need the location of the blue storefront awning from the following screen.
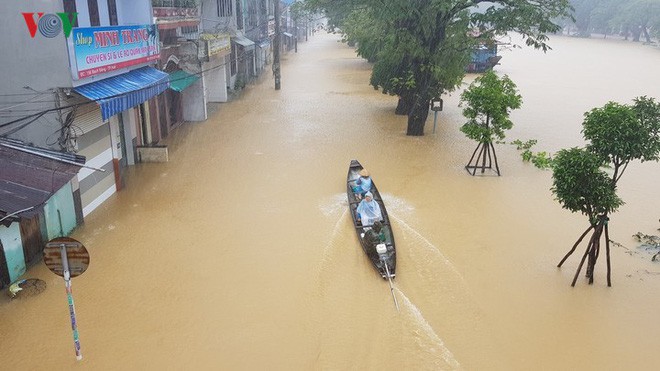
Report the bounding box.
[73,67,169,121]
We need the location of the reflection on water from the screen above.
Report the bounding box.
[2,32,660,370]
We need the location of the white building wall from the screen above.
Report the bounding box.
[98,0,111,26]
[0,1,73,91]
[116,0,153,25]
[75,0,91,27]
[204,57,228,103]
[183,79,208,122]
[201,0,237,32]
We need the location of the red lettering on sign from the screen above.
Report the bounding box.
[22,13,44,38]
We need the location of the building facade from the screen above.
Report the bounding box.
[0,0,167,218]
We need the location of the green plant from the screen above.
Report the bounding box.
[510,139,554,169]
[234,75,246,90]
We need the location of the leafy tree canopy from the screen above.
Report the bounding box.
[551,147,623,224]
[460,71,522,143]
[566,0,660,41]
[306,0,572,135]
[582,96,660,182]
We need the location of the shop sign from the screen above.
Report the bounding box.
[268,20,275,36]
[208,36,230,56]
[68,24,160,80]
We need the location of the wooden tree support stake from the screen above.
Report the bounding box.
[465,142,500,176]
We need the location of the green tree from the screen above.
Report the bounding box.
[459,71,522,176]
[307,0,572,136]
[590,0,622,37]
[339,8,384,61]
[370,21,471,116]
[623,0,660,42]
[554,96,660,286]
[569,0,600,36]
[552,148,623,286]
[566,0,660,41]
[303,0,363,33]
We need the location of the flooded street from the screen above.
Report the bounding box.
[2,32,660,370]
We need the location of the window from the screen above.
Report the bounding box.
[63,0,78,28]
[218,0,233,17]
[236,0,243,30]
[247,0,257,29]
[161,29,177,45]
[87,0,100,26]
[107,0,118,26]
[181,25,199,34]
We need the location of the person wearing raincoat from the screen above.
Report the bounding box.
[356,192,382,226]
[352,169,372,198]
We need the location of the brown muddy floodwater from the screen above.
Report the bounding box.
[2,32,660,370]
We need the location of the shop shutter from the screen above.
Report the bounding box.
[71,105,105,136]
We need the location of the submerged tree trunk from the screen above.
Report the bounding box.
[395,95,414,116]
[642,26,651,43]
[406,95,430,136]
[406,63,431,136]
[558,216,612,287]
[632,26,641,42]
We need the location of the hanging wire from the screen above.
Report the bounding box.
[0,5,326,133]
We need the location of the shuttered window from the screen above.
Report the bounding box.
[87,0,100,26]
[107,0,118,26]
[72,106,105,136]
[63,0,78,27]
[218,0,233,17]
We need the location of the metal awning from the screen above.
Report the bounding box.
[168,70,199,92]
[282,32,293,38]
[258,39,271,48]
[0,139,85,222]
[73,67,169,121]
[232,35,255,50]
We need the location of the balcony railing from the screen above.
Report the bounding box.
[153,0,200,17]
[152,0,199,8]
[153,6,199,18]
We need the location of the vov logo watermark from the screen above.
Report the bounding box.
[22,12,78,38]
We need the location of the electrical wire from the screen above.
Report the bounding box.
[0,5,325,132]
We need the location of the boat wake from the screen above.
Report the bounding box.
[314,193,466,369]
[318,193,348,217]
[396,287,462,370]
[388,213,473,297]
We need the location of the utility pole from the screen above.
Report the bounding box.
[273,0,281,90]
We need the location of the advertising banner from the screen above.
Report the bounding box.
[68,24,160,80]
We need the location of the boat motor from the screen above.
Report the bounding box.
[376,243,387,258]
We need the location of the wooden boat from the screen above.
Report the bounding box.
[346,160,396,280]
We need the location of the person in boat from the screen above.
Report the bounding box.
[364,221,386,260]
[352,169,372,199]
[356,191,382,226]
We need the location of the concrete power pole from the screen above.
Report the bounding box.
[273,0,281,90]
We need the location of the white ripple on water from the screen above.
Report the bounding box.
[319,193,349,217]
[379,192,416,218]
[396,287,462,370]
[316,208,349,280]
[388,213,466,281]
[317,192,464,369]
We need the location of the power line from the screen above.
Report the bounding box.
[0,5,325,131]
